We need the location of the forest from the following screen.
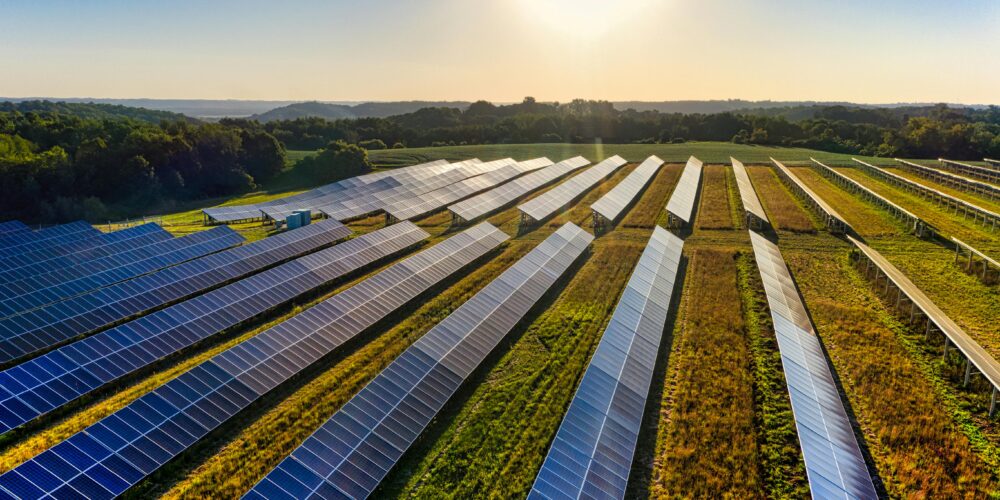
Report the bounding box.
[1,98,998,223]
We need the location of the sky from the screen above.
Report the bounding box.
[1,0,998,104]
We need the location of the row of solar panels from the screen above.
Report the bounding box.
[0,220,350,364]
[0,222,594,499]
[937,158,1000,184]
[204,157,527,224]
[201,159,453,222]
[896,159,1000,199]
[810,159,936,238]
[852,159,1000,229]
[384,158,553,222]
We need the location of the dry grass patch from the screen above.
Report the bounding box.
[747,166,818,233]
[648,249,762,497]
[695,166,735,230]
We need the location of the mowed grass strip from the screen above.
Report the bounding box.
[695,166,735,230]
[786,244,999,496]
[647,249,762,497]
[621,164,682,229]
[746,166,818,233]
[385,238,644,498]
[789,166,903,237]
[836,167,1000,251]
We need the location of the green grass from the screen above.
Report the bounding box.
[368,142,899,166]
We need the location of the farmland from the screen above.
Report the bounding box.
[1,144,999,499]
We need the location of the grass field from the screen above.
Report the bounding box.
[5,144,1000,498]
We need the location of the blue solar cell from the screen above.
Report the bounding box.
[0,221,101,257]
[0,226,246,318]
[0,220,351,362]
[0,223,427,436]
[249,222,591,499]
[0,222,507,498]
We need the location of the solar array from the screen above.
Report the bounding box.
[985,158,1000,168]
[448,156,591,224]
[771,158,850,234]
[202,160,451,222]
[590,155,664,228]
[0,220,352,364]
[248,223,593,499]
[664,156,703,228]
[749,231,877,499]
[810,158,934,238]
[530,226,683,500]
[0,222,428,435]
[894,159,999,200]
[937,158,1000,184]
[0,221,29,237]
[0,221,101,256]
[852,159,1000,231]
[385,158,551,222]
[260,159,510,222]
[0,223,173,285]
[0,226,245,318]
[730,157,769,229]
[318,159,508,222]
[0,223,507,499]
[519,156,627,224]
[849,235,1000,416]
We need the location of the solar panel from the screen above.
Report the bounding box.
[0,221,30,237]
[0,220,352,364]
[230,159,470,223]
[519,156,627,224]
[771,158,850,234]
[896,159,1000,199]
[591,155,664,227]
[0,223,508,499]
[730,157,769,229]
[449,156,591,224]
[247,222,593,500]
[385,158,550,222]
[748,231,877,499]
[810,159,934,238]
[0,221,101,255]
[0,223,173,284]
[529,226,683,500]
[0,222,428,435]
[202,160,454,223]
[986,158,1000,169]
[317,160,491,222]
[0,227,246,318]
[852,159,1000,231]
[937,158,1000,184]
[664,156,703,228]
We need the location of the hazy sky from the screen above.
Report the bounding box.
[1,0,998,103]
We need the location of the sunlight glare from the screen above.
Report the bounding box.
[518,0,655,38]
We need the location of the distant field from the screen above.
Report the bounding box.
[367,142,898,167]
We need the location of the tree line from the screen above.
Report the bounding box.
[2,98,998,224]
[250,98,1000,160]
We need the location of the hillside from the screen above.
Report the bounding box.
[0,100,194,123]
[249,100,473,122]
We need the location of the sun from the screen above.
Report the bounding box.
[517,0,654,38]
